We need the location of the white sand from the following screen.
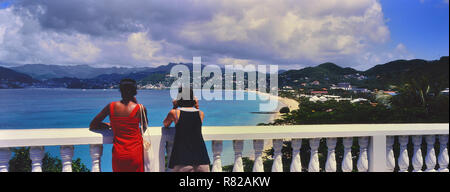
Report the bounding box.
[247,90,299,123]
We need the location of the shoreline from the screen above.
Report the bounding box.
[247,90,299,123]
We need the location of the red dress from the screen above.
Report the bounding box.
[109,101,144,172]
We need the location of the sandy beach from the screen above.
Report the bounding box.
[247,90,299,123]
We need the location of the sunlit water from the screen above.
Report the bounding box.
[0,88,278,171]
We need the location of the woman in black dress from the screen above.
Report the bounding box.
[163,88,210,172]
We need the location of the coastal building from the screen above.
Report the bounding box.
[351,98,369,104]
[311,80,320,86]
[352,88,370,93]
[331,82,352,90]
[384,91,398,96]
[311,91,328,95]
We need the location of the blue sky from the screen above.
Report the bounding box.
[0,0,448,70]
[380,0,449,61]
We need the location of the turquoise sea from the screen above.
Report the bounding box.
[0,88,277,171]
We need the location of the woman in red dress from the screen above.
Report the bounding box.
[89,79,148,172]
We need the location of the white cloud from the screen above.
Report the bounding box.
[179,0,390,66]
[126,32,161,61]
[0,0,393,69]
[355,43,415,70]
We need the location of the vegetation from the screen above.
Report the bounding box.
[8,147,89,172]
[256,72,448,172]
[279,107,290,114]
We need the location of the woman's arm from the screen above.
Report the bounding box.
[144,106,149,124]
[163,109,176,128]
[89,104,110,130]
[199,110,204,123]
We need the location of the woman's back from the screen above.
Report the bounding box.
[109,101,144,172]
[168,108,210,169]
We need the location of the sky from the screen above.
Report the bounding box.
[0,0,448,70]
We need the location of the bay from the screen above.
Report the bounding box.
[0,88,277,171]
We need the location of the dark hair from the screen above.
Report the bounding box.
[119,79,137,101]
[176,87,195,107]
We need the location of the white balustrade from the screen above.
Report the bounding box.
[357,137,369,172]
[325,138,337,172]
[232,140,244,172]
[30,146,44,172]
[290,139,302,172]
[272,139,283,172]
[437,135,449,172]
[211,140,223,172]
[342,137,353,172]
[411,136,423,172]
[308,138,320,172]
[0,124,448,172]
[90,144,103,172]
[0,148,11,172]
[253,140,265,172]
[398,136,410,172]
[425,135,437,172]
[60,145,74,172]
[386,136,396,172]
[166,138,174,172]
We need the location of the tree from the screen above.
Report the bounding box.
[279,107,290,114]
[8,147,89,172]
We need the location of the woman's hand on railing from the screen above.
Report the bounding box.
[89,122,111,131]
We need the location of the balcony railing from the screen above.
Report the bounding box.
[0,124,448,172]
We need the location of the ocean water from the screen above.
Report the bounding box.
[0,88,277,171]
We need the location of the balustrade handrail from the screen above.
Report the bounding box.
[0,123,448,148]
[0,123,448,172]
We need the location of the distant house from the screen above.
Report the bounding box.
[301,82,307,87]
[351,98,368,104]
[283,86,293,90]
[331,82,352,90]
[309,96,327,103]
[311,91,328,95]
[384,91,398,96]
[311,80,320,86]
[352,88,369,93]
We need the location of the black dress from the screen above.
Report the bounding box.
[168,108,210,168]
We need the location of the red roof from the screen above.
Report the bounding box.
[311,91,328,94]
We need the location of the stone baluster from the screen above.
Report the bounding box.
[90,144,103,172]
[398,136,410,172]
[325,138,337,172]
[0,148,11,172]
[290,139,302,172]
[60,145,74,172]
[308,138,320,172]
[30,146,44,172]
[166,138,174,172]
[253,140,265,172]
[342,137,353,172]
[425,135,437,172]
[438,135,449,172]
[272,139,283,172]
[211,140,223,172]
[411,136,423,172]
[357,137,369,172]
[386,136,396,172]
[233,140,244,172]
